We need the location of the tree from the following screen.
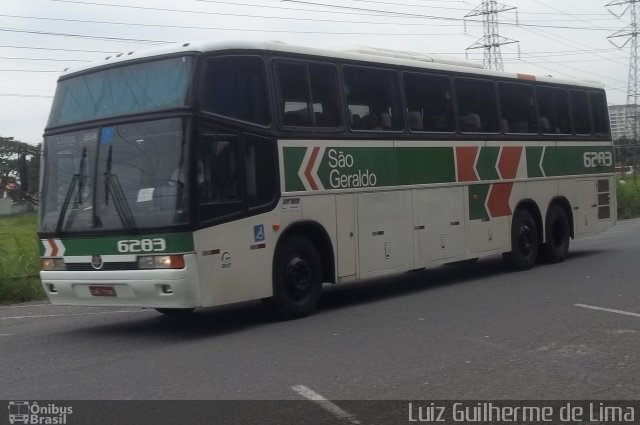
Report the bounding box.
[0,135,40,201]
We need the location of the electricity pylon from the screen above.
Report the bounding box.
[465,0,518,71]
[608,0,639,176]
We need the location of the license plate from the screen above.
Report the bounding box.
[89,286,117,297]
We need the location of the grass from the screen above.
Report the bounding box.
[0,212,45,304]
[617,177,640,220]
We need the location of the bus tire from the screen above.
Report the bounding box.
[503,208,539,270]
[155,308,195,316]
[270,236,323,320]
[542,204,570,263]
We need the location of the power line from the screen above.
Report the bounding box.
[0,10,617,32]
[515,23,628,67]
[0,12,486,29]
[0,69,61,72]
[0,56,89,62]
[504,56,629,64]
[0,27,169,44]
[45,0,616,31]
[504,45,628,86]
[54,0,425,20]
[0,44,120,54]
[197,0,473,13]
[0,24,466,39]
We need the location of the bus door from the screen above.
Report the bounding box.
[194,128,278,306]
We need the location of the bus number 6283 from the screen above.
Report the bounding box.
[117,238,166,253]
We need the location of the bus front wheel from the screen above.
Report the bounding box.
[503,209,539,270]
[269,236,323,320]
[542,204,570,263]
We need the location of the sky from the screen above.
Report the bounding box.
[0,0,632,145]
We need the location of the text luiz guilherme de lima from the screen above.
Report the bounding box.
[408,401,637,423]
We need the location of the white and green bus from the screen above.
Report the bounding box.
[39,41,615,318]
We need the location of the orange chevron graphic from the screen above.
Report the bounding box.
[455,146,479,182]
[487,183,514,217]
[304,147,321,191]
[498,146,523,179]
[48,239,59,257]
[487,147,523,217]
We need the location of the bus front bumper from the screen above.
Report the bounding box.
[39,254,202,308]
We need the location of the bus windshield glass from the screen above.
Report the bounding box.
[40,118,190,233]
[47,56,192,127]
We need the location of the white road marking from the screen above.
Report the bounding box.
[0,334,14,337]
[0,309,151,320]
[575,304,640,318]
[291,385,362,425]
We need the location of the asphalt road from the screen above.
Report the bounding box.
[1,219,639,408]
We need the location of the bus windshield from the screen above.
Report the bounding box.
[40,118,190,233]
[47,56,192,127]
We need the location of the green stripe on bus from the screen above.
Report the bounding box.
[555,146,614,176]
[282,144,613,192]
[282,147,307,192]
[396,147,456,185]
[526,146,545,178]
[41,232,194,256]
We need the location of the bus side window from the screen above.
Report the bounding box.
[201,56,270,126]
[537,86,571,134]
[498,82,537,134]
[403,72,454,132]
[454,78,499,133]
[343,66,403,131]
[570,90,592,135]
[590,92,610,135]
[276,63,312,127]
[197,133,243,221]
[201,140,239,202]
[275,61,341,128]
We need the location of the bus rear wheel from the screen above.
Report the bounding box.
[269,236,323,320]
[542,204,570,263]
[503,208,539,270]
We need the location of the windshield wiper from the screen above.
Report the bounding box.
[55,147,86,233]
[103,145,137,231]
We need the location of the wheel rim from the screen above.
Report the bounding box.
[518,224,535,256]
[284,256,314,301]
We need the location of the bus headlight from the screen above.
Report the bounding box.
[137,255,185,269]
[41,258,65,271]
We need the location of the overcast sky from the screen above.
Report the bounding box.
[0,0,632,145]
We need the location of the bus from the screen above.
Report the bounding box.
[38,41,615,319]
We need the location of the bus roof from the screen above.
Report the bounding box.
[60,40,605,89]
